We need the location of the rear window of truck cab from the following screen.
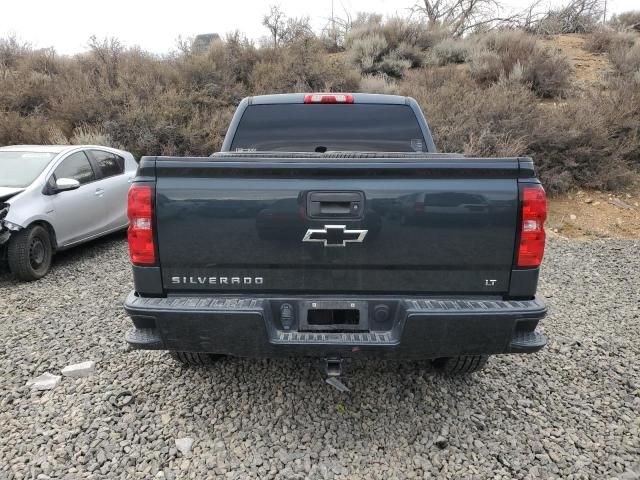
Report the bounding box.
[230,104,427,153]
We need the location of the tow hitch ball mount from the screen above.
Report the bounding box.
[323,358,350,393]
[325,357,343,377]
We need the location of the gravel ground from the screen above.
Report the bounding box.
[0,235,638,480]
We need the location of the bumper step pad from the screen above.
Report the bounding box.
[125,327,163,349]
[509,329,547,353]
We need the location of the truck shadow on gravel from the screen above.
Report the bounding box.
[143,354,491,413]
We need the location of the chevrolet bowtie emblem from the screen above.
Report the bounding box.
[302,225,368,247]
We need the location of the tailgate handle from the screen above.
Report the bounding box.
[307,191,364,218]
[319,201,351,214]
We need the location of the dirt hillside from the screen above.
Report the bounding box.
[541,34,640,239]
[540,34,611,86]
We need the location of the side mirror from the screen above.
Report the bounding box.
[55,178,80,192]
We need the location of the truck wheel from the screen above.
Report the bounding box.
[169,351,224,367]
[432,355,489,375]
[8,225,53,281]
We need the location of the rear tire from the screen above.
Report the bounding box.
[169,351,224,367]
[432,355,489,375]
[8,225,53,281]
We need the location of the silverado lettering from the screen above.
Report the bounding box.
[124,92,548,377]
[171,276,264,285]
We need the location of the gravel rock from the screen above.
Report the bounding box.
[61,360,96,378]
[0,233,639,479]
[434,436,448,449]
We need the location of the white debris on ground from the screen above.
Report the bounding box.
[61,360,96,378]
[26,372,61,391]
[175,438,194,456]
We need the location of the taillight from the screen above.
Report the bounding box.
[127,184,155,265]
[304,93,354,104]
[517,184,546,267]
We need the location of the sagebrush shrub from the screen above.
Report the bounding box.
[0,112,52,145]
[468,50,504,83]
[584,29,636,54]
[608,10,640,31]
[68,125,117,147]
[348,34,388,73]
[523,49,572,98]
[428,38,470,65]
[609,41,640,77]
[395,42,425,68]
[529,79,640,192]
[401,67,537,158]
[468,31,571,98]
[379,51,412,77]
[345,15,446,76]
[478,31,538,68]
[379,17,448,50]
[359,74,399,94]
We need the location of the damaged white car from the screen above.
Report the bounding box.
[0,145,137,280]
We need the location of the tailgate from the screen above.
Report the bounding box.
[154,155,520,294]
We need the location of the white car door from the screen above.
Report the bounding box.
[87,149,133,232]
[49,150,105,246]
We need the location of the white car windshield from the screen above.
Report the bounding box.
[0,151,57,188]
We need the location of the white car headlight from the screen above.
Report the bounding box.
[3,220,21,231]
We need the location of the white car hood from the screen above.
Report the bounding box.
[0,186,25,202]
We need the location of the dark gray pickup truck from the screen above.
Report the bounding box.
[124,93,548,376]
